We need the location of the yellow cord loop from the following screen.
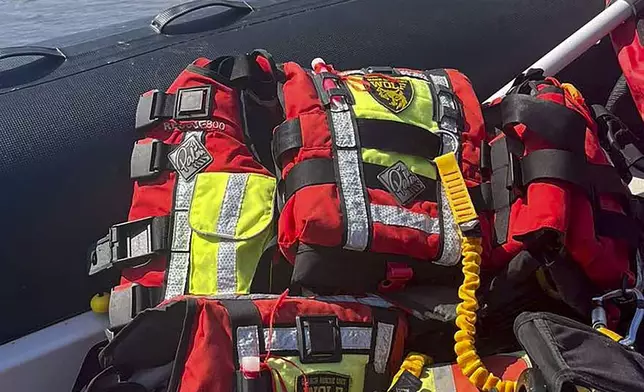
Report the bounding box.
[435,152,516,392]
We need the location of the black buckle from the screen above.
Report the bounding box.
[88,216,169,275]
[135,90,163,132]
[130,140,170,181]
[174,86,213,121]
[296,315,342,364]
[433,86,464,133]
[363,66,396,75]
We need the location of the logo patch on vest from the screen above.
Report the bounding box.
[297,372,350,392]
[168,135,213,181]
[364,75,414,113]
[377,161,426,205]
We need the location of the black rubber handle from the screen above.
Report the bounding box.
[151,0,253,34]
[0,46,66,61]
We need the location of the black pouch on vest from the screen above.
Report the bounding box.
[514,312,644,392]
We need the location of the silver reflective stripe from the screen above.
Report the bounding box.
[327,76,370,252]
[217,240,237,293]
[396,69,428,81]
[373,322,394,374]
[216,173,249,238]
[370,204,440,234]
[165,131,202,300]
[429,74,450,88]
[237,326,260,367]
[336,149,369,251]
[171,211,190,252]
[332,111,356,148]
[264,327,298,351]
[263,326,373,352]
[215,173,249,294]
[109,287,134,328]
[341,327,373,349]
[431,364,457,392]
[129,226,151,257]
[434,185,461,266]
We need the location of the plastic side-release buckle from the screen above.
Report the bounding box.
[130,140,169,181]
[88,216,169,275]
[379,262,414,292]
[135,90,163,132]
[296,315,342,363]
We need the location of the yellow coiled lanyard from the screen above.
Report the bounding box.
[435,152,516,392]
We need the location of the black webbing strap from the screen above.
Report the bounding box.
[501,94,587,154]
[281,158,438,202]
[364,307,399,392]
[520,149,629,197]
[108,285,164,329]
[490,137,519,244]
[469,183,493,212]
[355,119,442,159]
[520,149,587,189]
[219,300,263,370]
[272,119,302,168]
[135,91,177,132]
[272,118,443,170]
[595,210,642,247]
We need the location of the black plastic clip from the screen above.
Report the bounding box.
[296,315,342,364]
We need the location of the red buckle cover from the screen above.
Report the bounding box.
[378,262,413,292]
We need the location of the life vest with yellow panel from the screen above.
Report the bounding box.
[272,61,489,293]
[80,294,408,392]
[87,51,285,329]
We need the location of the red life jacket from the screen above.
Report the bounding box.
[83,296,408,392]
[483,77,635,292]
[273,63,488,294]
[88,53,284,328]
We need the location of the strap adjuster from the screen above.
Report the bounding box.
[378,262,413,292]
[130,140,173,181]
[296,315,342,364]
[88,216,170,275]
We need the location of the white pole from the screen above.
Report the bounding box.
[485,0,636,104]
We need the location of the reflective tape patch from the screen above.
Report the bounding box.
[217,240,237,293]
[165,131,202,300]
[174,175,196,210]
[331,110,357,148]
[340,327,373,350]
[370,204,440,234]
[336,149,369,251]
[165,252,190,299]
[434,186,461,266]
[429,74,449,88]
[431,365,457,392]
[214,173,249,293]
[264,328,298,351]
[171,211,190,252]
[237,325,261,367]
[396,69,428,81]
[263,327,373,352]
[216,173,249,238]
[374,322,394,374]
[129,226,150,258]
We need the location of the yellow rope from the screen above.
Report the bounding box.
[435,152,516,392]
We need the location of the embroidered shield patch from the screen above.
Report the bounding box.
[297,372,350,392]
[377,161,426,205]
[364,75,414,113]
[168,134,213,181]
